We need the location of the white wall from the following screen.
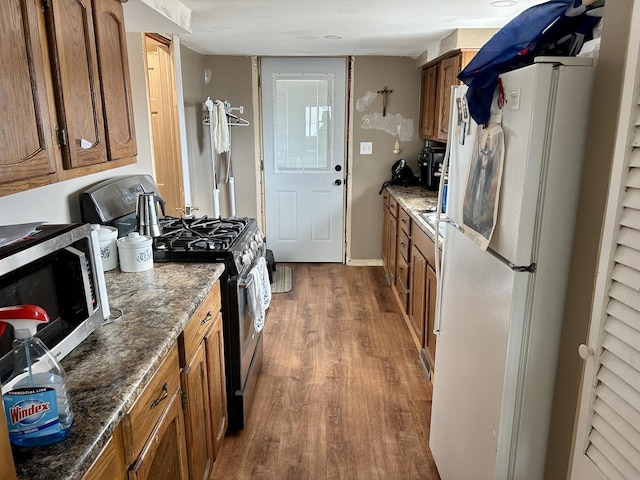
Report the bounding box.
[0,33,154,226]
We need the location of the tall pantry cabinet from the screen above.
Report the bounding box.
[0,0,137,197]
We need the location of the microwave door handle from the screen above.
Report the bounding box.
[64,246,95,315]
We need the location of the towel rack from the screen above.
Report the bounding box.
[227,111,250,126]
[202,100,250,126]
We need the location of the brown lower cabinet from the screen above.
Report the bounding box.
[179,281,226,480]
[128,387,189,480]
[83,424,127,480]
[382,191,399,285]
[82,282,226,480]
[410,223,439,377]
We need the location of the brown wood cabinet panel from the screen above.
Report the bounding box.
[412,222,437,268]
[424,264,437,375]
[179,282,221,364]
[397,229,411,264]
[389,195,399,218]
[205,313,227,460]
[83,423,127,480]
[410,244,427,347]
[419,64,439,139]
[0,0,58,191]
[45,0,107,169]
[419,49,477,143]
[181,341,214,480]
[398,208,411,237]
[179,282,226,473]
[122,344,181,464]
[92,0,137,161]
[387,212,398,285]
[0,402,16,480]
[396,252,410,293]
[436,54,462,142]
[128,387,189,480]
[396,280,410,314]
[382,195,390,277]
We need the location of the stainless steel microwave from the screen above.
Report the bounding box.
[0,224,109,385]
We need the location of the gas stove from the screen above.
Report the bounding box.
[152,216,264,275]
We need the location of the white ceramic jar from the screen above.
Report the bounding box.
[116,232,153,272]
[92,224,118,271]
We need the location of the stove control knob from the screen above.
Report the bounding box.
[250,240,258,253]
[242,250,252,266]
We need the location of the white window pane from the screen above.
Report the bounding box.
[273,76,333,172]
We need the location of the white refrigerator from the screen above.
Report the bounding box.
[429,58,595,480]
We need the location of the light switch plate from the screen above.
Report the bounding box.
[360,142,373,155]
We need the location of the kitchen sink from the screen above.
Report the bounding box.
[418,211,446,238]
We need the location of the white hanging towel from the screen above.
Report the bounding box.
[246,257,271,333]
[214,100,230,154]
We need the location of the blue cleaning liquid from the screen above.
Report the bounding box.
[2,338,74,447]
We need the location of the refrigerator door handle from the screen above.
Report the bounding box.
[436,217,463,233]
[486,246,537,273]
[508,262,537,273]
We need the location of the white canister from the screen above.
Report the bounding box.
[116,232,153,272]
[92,224,118,271]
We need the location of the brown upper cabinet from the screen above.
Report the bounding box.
[0,0,137,197]
[419,49,478,142]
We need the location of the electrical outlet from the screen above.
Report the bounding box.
[360,142,373,155]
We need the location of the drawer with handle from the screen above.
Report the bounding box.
[398,208,411,236]
[179,282,222,363]
[121,343,181,464]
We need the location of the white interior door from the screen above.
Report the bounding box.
[571,4,640,478]
[261,57,346,262]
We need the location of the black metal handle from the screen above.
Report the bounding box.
[200,312,213,325]
[334,179,342,186]
[150,383,169,410]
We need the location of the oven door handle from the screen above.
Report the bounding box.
[239,276,254,289]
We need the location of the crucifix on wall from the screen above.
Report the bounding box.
[377,86,393,116]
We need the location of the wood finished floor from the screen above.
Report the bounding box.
[214,264,440,480]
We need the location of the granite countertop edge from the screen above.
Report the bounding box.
[386,185,443,246]
[13,262,225,480]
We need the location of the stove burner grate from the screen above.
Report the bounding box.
[154,216,250,252]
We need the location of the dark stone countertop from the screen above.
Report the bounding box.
[386,185,444,246]
[11,262,225,480]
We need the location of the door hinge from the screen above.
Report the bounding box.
[56,126,68,147]
[181,392,187,408]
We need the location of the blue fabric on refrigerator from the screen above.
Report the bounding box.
[458,0,600,125]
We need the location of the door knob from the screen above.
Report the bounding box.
[578,344,594,360]
[335,165,342,172]
[334,179,342,186]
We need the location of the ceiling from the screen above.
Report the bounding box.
[124,0,549,58]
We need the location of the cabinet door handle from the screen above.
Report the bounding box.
[200,311,213,325]
[150,383,169,410]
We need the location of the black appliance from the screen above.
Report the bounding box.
[80,175,267,430]
[378,159,416,194]
[0,223,109,384]
[81,175,163,237]
[418,145,445,191]
[154,215,266,430]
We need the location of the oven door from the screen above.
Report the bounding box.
[236,259,266,390]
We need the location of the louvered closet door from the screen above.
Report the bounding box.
[571,4,640,478]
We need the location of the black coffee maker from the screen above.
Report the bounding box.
[418,145,445,191]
